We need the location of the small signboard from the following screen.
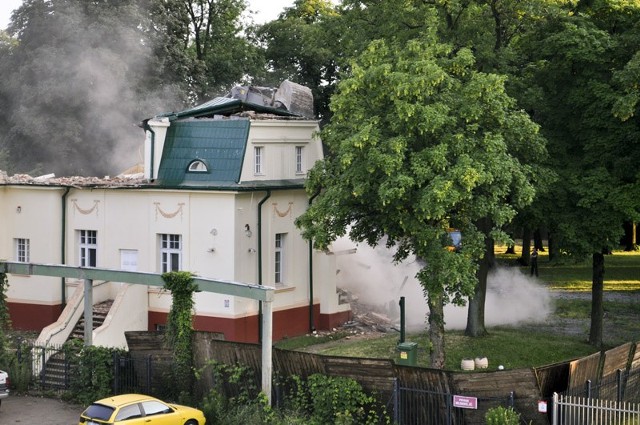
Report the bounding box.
[538,400,548,413]
[453,395,478,410]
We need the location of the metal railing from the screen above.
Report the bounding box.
[553,368,640,424]
[13,341,153,395]
[552,392,640,425]
[564,368,640,403]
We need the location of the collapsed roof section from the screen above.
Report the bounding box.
[157,80,315,122]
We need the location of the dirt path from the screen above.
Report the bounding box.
[0,394,83,424]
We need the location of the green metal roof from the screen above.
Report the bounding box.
[156,119,250,186]
[158,97,299,121]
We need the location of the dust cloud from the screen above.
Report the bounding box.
[332,238,553,332]
[3,1,183,177]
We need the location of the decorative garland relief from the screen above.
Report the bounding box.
[154,202,185,221]
[273,202,294,218]
[71,199,100,216]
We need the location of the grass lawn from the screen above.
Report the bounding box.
[276,249,640,371]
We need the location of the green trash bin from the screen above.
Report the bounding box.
[396,342,418,366]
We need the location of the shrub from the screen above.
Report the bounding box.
[285,373,389,425]
[64,340,124,405]
[485,406,521,425]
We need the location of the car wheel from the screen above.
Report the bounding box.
[184,420,198,425]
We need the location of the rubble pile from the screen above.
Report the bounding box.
[337,288,402,336]
[0,170,148,188]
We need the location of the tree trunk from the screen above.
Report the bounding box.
[521,227,532,265]
[622,221,636,251]
[534,228,545,251]
[465,219,493,337]
[589,252,605,347]
[427,290,446,369]
[548,229,557,261]
[505,244,516,254]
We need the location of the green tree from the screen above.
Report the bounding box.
[296,33,546,367]
[514,1,640,346]
[165,0,263,100]
[256,0,339,121]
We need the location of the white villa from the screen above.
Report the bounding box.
[0,81,351,348]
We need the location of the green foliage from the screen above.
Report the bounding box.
[197,364,388,425]
[484,406,521,424]
[0,272,11,362]
[1,342,34,393]
[63,340,124,405]
[200,389,280,425]
[296,33,547,367]
[256,0,340,121]
[162,271,197,402]
[284,373,389,425]
[198,362,276,425]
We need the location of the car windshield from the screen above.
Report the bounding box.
[82,403,115,421]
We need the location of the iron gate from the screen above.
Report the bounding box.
[391,379,516,425]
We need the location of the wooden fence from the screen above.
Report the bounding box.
[126,331,547,424]
[123,332,640,425]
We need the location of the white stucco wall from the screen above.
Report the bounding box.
[0,186,65,304]
[240,120,323,182]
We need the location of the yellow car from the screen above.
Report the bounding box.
[78,394,206,425]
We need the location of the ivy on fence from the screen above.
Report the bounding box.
[0,271,11,359]
[162,271,197,403]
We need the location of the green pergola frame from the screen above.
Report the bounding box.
[0,261,276,402]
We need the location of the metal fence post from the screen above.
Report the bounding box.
[552,392,558,425]
[64,349,70,390]
[393,378,399,424]
[616,369,623,403]
[446,393,453,425]
[509,391,514,407]
[146,355,152,394]
[113,352,119,395]
[586,379,592,398]
[40,347,45,387]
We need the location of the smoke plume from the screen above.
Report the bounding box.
[333,238,553,331]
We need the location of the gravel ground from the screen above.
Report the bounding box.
[0,394,83,424]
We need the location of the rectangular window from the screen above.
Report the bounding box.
[275,233,285,285]
[295,146,304,174]
[160,234,182,272]
[15,238,30,262]
[254,146,263,175]
[79,230,97,267]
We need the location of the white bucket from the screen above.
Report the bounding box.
[461,358,475,371]
[474,357,489,369]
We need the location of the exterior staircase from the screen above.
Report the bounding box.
[70,300,113,340]
[39,300,113,389]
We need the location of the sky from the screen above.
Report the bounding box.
[0,0,295,30]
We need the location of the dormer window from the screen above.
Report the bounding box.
[187,159,209,173]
